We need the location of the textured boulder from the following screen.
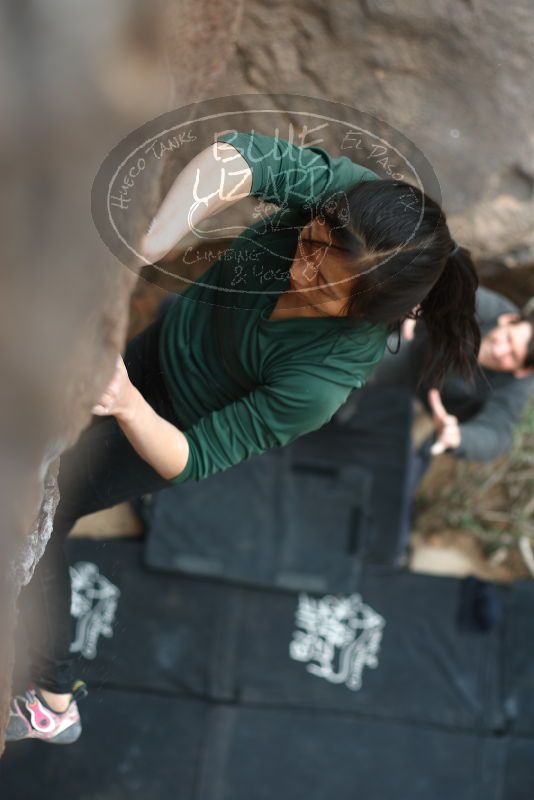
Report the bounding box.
[208,0,534,266]
[0,0,242,753]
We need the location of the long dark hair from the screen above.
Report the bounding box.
[314,179,481,389]
[519,305,534,369]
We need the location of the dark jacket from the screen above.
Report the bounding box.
[367,287,534,462]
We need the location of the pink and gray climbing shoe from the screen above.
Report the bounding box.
[4,680,88,744]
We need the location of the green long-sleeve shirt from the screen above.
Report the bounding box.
[159,130,389,483]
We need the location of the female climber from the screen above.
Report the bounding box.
[6,129,480,743]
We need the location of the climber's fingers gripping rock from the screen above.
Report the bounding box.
[91,355,134,419]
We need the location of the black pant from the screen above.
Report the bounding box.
[17,311,184,693]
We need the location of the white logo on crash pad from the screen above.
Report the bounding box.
[69,561,121,659]
[289,593,385,691]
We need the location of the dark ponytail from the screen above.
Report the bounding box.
[417,245,480,389]
[317,179,481,390]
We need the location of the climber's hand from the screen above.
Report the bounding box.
[92,355,136,420]
[401,318,417,341]
[428,388,461,455]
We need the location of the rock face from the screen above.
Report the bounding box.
[0,0,243,753]
[208,0,534,267]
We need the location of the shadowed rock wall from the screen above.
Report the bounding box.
[0,0,243,753]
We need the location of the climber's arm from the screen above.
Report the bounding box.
[116,389,189,480]
[91,355,189,479]
[140,142,253,263]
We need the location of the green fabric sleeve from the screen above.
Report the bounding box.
[216,130,379,211]
[168,368,352,484]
